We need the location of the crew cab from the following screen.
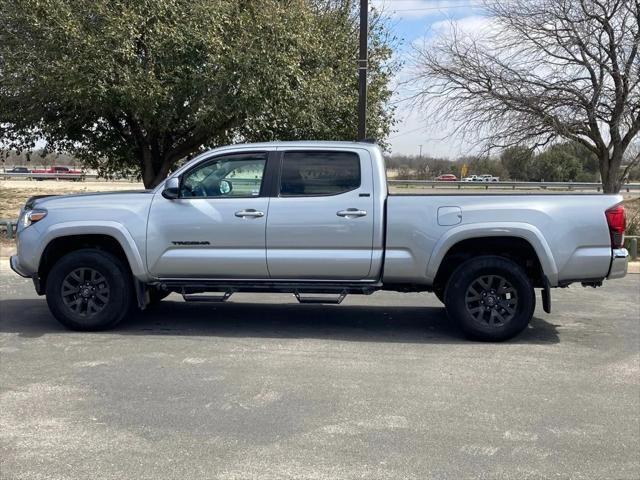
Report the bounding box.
[10,142,629,340]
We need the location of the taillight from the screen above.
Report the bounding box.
[605,204,626,248]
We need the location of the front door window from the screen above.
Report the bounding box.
[181,153,267,198]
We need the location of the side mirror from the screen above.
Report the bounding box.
[162,177,180,199]
[219,179,233,195]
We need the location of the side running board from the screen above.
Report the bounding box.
[294,290,347,305]
[182,291,233,303]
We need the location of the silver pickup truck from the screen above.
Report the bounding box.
[10,141,629,340]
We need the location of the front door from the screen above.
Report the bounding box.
[266,149,375,280]
[147,151,271,279]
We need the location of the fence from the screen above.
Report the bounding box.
[1,172,136,181]
[389,179,640,193]
[1,220,16,240]
[3,172,640,192]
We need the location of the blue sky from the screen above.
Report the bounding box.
[370,0,490,157]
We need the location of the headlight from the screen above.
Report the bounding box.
[21,208,47,228]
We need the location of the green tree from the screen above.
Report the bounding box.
[530,146,582,182]
[0,0,395,187]
[414,0,639,193]
[500,147,533,181]
[563,141,599,182]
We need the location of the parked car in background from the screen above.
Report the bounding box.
[6,166,31,173]
[31,166,83,180]
[435,174,458,181]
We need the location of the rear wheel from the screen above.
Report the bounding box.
[46,249,133,331]
[444,255,535,341]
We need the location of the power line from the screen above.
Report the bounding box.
[373,0,477,4]
[389,5,484,12]
[389,126,426,139]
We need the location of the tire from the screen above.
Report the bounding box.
[444,255,535,341]
[46,249,133,331]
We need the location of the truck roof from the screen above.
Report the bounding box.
[213,140,382,153]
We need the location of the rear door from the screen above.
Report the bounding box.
[266,149,375,280]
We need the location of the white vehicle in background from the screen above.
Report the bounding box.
[480,174,499,182]
[462,175,481,182]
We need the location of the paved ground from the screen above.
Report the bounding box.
[1,269,639,480]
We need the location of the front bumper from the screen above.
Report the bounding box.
[607,248,628,279]
[9,255,30,278]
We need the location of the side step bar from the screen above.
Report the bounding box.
[157,280,380,295]
[182,291,233,303]
[294,290,347,305]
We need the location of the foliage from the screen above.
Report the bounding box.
[0,0,396,187]
[462,156,507,179]
[413,0,640,193]
[387,141,640,182]
[531,148,582,182]
[626,207,640,237]
[500,147,533,182]
[1,149,81,168]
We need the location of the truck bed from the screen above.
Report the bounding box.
[382,193,622,287]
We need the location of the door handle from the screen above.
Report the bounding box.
[235,209,265,218]
[337,208,367,218]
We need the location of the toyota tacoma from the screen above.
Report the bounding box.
[10,141,629,340]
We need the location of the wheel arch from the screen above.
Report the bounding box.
[429,224,558,292]
[37,223,147,290]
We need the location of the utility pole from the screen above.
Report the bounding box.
[418,145,423,159]
[358,0,368,140]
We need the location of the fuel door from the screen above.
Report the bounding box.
[437,206,462,226]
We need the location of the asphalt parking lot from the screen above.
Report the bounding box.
[1,268,639,480]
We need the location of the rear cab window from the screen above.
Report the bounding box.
[279,151,361,196]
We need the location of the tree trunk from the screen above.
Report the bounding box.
[601,174,620,194]
[601,146,628,194]
[140,147,174,189]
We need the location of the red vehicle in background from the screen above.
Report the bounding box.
[31,165,83,180]
[435,174,458,181]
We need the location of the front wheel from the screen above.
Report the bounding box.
[444,256,535,341]
[46,249,133,331]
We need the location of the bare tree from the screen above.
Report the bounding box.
[412,0,639,193]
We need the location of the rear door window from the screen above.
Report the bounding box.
[279,151,361,196]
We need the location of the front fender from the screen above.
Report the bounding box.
[38,221,148,280]
[426,222,559,286]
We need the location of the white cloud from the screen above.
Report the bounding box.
[429,14,496,37]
